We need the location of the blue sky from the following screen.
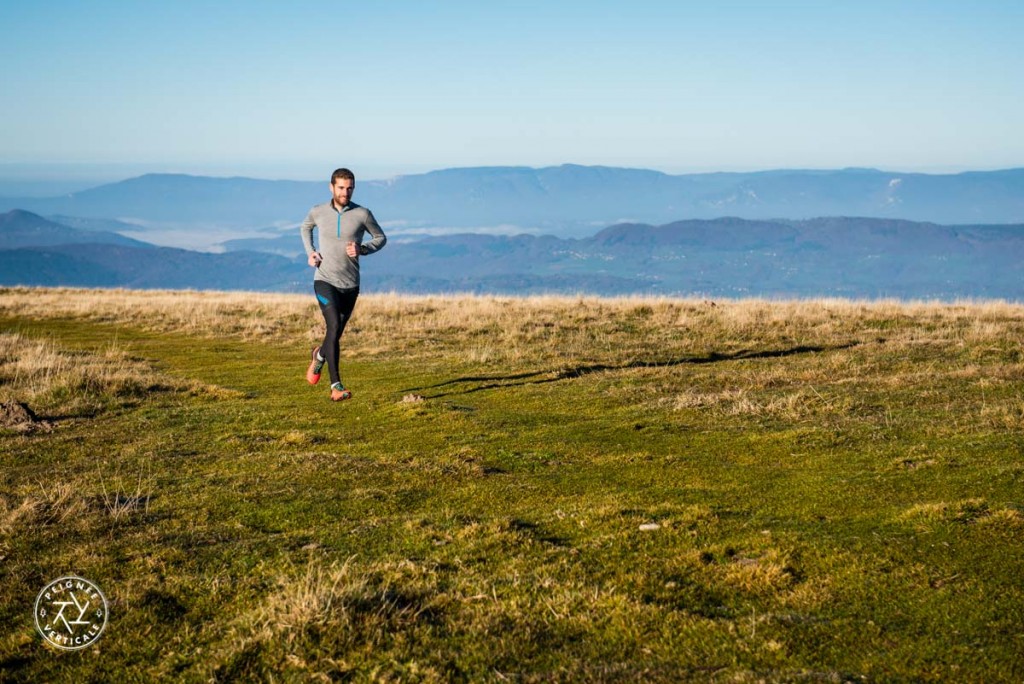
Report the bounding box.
[1,0,1022,187]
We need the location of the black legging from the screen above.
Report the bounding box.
[314,281,359,386]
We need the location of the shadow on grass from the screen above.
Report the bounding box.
[405,343,859,399]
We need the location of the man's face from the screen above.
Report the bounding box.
[331,178,354,207]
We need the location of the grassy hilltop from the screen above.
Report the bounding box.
[1,287,1023,682]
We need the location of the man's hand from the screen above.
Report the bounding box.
[346,241,359,258]
[308,251,322,267]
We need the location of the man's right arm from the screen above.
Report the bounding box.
[300,209,322,266]
[300,209,317,256]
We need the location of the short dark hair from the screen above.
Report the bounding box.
[331,168,355,185]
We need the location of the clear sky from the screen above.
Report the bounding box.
[2,0,1022,186]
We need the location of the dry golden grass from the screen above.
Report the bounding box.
[5,287,1024,435]
[722,548,799,596]
[214,557,450,680]
[899,498,1024,527]
[0,331,166,414]
[0,470,153,542]
[0,495,39,538]
[4,287,1024,366]
[4,286,1023,447]
[0,287,312,341]
[0,322,243,421]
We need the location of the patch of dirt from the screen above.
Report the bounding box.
[0,401,53,432]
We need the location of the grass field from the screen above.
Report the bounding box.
[1,287,1023,682]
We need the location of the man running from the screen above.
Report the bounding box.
[300,168,387,401]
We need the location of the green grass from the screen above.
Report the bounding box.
[1,294,1023,682]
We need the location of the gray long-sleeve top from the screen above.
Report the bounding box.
[300,200,387,290]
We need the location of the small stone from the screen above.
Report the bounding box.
[402,394,425,403]
[639,523,661,531]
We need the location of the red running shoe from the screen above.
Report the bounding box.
[330,384,352,402]
[307,346,324,385]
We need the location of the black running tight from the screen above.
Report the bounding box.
[313,281,359,385]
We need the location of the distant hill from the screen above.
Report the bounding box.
[0,243,306,291]
[9,213,1020,299]
[0,175,323,228]
[2,166,1023,236]
[365,216,1024,299]
[0,210,153,249]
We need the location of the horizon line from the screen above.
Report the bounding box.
[2,161,1023,189]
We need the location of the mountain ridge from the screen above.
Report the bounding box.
[3,214,1023,299]
[2,165,1023,235]
[0,209,153,249]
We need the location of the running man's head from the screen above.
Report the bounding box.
[330,168,355,208]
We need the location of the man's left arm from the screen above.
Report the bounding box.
[359,210,387,255]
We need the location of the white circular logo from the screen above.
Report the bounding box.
[34,576,108,650]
